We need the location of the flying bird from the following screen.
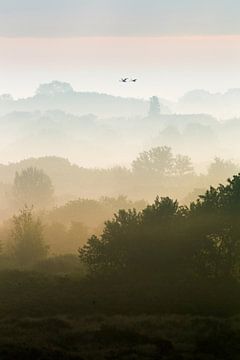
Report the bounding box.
[131,78,138,82]
[120,78,128,82]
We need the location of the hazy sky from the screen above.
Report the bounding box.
[1,1,240,99]
[1,0,240,37]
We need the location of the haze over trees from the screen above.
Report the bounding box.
[0,109,239,360]
[0,148,238,226]
[79,185,225,279]
[10,206,48,268]
[132,146,193,177]
[1,81,240,168]
[13,167,54,208]
[2,1,240,357]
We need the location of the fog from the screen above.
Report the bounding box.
[0,81,240,170]
[2,2,240,359]
[0,80,240,259]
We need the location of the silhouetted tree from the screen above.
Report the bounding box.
[13,167,54,208]
[79,197,189,276]
[80,174,240,281]
[79,208,141,274]
[190,174,240,278]
[10,206,48,268]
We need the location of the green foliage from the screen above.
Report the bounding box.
[193,174,240,213]
[142,196,179,222]
[10,206,48,268]
[13,167,54,208]
[79,208,141,274]
[79,196,187,275]
[189,175,240,278]
[79,174,240,281]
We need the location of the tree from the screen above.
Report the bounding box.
[174,155,194,176]
[36,81,74,96]
[142,196,179,224]
[80,175,240,281]
[79,197,187,276]
[190,175,240,278]
[148,96,161,117]
[79,209,141,274]
[13,167,54,208]
[132,147,195,178]
[132,146,174,176]
[208,157,238,182]
[10,206,48,268]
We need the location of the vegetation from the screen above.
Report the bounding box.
[132,146,193,176]
[2,3,240,355]
[13,167,54,208]
[0,152,240,358]
[0,314,239,359]
[9,206,48,268]
[0,147,238,221]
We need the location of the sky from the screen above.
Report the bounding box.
[0,1,240,99]
[1,0,240,37]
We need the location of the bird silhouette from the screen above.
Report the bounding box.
[120,78,128,82]
[131,78,138,82]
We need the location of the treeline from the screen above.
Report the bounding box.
[76,174,240,314]
[1,174,240,315]
[0,196,147,266]
[0,147,238,216]
[80,174,240,281]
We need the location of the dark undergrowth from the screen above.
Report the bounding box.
[1,271,240,358]
[0,270,240,317]
[1,314,240,359]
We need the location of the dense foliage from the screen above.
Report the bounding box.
[80,174,240,282]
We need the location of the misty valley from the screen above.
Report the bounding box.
[1,81,240,358]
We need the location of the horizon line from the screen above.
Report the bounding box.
[2,35,240,40]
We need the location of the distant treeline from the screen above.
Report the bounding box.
[0,147,238,214]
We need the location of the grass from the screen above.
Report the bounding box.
[0,314,240,359]
[0,270,240,358]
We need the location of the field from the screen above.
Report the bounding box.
[0,270,239,359]
[0,313,240,359]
